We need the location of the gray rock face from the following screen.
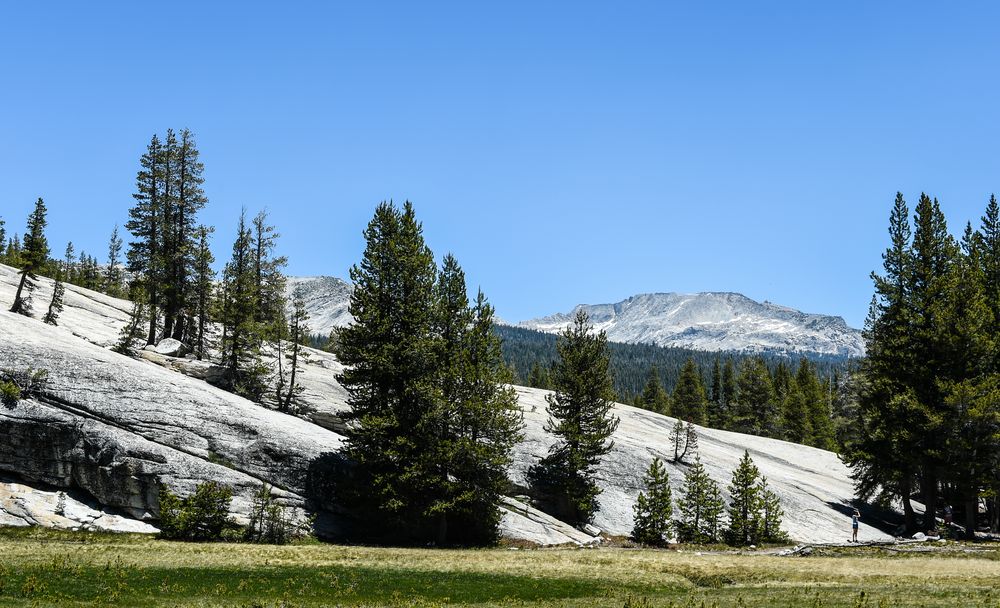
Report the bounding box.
[0,475,159,533]
[0,297,344,527]
[0,263,894,544]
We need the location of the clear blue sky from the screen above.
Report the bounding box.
[2,2,999,328]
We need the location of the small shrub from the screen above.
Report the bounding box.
[0,368,48,406]
[158,481,235,541]
[245,484,303,545]
[0,380,20,407]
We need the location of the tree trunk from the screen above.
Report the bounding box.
[901,476,917,533]
[965,497,977,540]
[10,270,28,313]
[436,512,448,546]
[921,471,938,533]
[146,291,158,346]
[285,341,299,412]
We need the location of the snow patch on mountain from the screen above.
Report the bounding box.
[518,292,864,357]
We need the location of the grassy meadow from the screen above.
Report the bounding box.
[1,528,999,607]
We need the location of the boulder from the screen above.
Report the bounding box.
[153,338,189,357]
[0,475,158,533]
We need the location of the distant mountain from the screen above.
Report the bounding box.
[285,276,353,337]
[517,292,865,358]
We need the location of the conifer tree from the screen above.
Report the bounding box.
[63,242,75,284]
[757,476,787,542]
[780,379,811,444]
[6,234,22,267]
[447,289,524,544]
[672,358,707,424]
[42,278,65,325]
[528,310,620,525]
[721,358,737,428]
[219,210,267,399]
[114,301,147,355]
[844,192,921,532]
[251,209,287,340]
[639,366,670,414]
[631,457,673,546]
[733,357,777,437]
[527,362,552,390]
[10,198,49,316]
[336,201,443,540]
[105,225,124,297]
[725,450,763,546]
[165,128,209,341]
[709,357,723,424]
[193,225,215,360]
[909,193,959,530]
[771,361,792,405]
[0,217,5,264]
[126,134,165,345]
[280,293,309,412]
[669,419,698,463]
[676,456,724,543]
[797,359,835,449]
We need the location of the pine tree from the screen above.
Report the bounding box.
[42,278,65,325]
[757,476,787,542]
[844,192,921,532]
[733,357,777,437]
[105,225,124,297]
[639,366,670,414]
[725,450,763,546]
[126,134,166,345]
[780,379,811,444]
[10,198,49,316]
[669,419,698,463]
[709,357,723,425]
[631,457,673,546]
[527,362,552,390]
[446,289,524,544]
[280,293,309,412]
[165,128,209,341]
[251,209,287,341]
[113,301,147,355]
[0,217,5,264]
[335,201,443,540]
[721,358,737,428]
[672,358,707,424]
[771,361,793,406]
[676,456,724,543]
[219,210,267,400]
[908,193,959,530]
[797,359,835,449]
[528,310,620,525]
[193,225,215,360]
[63,242,75,284]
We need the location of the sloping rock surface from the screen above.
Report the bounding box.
[0,263,890,543]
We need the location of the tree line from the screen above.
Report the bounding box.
[509,329,843,451]
[3,130,311,411]
[845,192,1000,538]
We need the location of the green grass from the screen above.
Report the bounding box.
[1,528,1000,607]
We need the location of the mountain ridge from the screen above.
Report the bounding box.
[517,291,865,358]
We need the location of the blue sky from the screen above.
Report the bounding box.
[2,2,999,327]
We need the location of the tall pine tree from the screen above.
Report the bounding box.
[528,310,620,525]
[10,198,49,316]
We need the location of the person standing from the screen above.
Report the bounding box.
[851,509,860,542]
